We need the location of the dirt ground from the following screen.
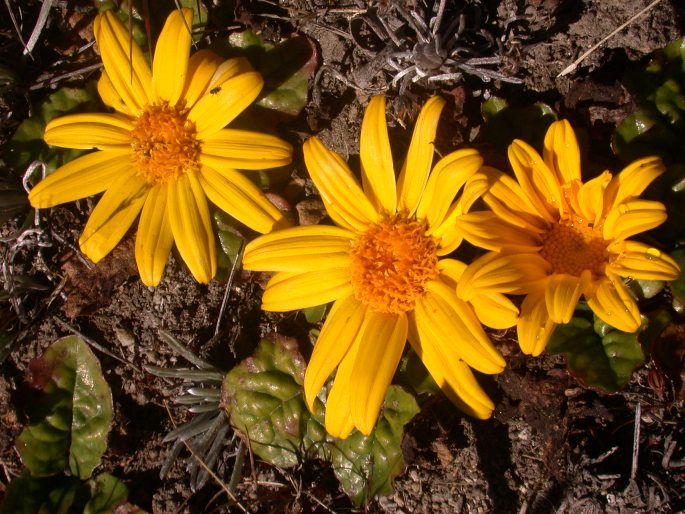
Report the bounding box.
[1,0,684,513]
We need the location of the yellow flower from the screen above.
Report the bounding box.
[29,8,292,286]
[243,96,514,438]
[456,120,681,356]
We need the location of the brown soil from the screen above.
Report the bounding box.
[1,1,684,513]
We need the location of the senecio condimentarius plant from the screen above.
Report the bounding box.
[243,95,521,438]
[28,8,292,286]
[455,120,681,356]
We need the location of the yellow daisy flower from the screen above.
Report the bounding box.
[28,8,292,286]
[243,96,514,438]
[456,120,681,356]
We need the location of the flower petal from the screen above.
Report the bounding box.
[397,96,445,215]
[304,295,366,413]
[177,49,224,109]
[97,70,132,116]
[208,57,255,89]
[609,242,680,281]
[573,171,611,226]
[28,150,131,208]
[544,271,592,324]
[303,137,378,232]
[360,95,396,213]
[167,171,216,283]
[79,171,148,262]
[94,10,152,113]
[44,113,133,150]
[325,339,358,440]
[418,281,505,374]
[198,166,286,234]
[517,289,556,356]
[586,274,641,332]
[200,129,293,170]
[602,199,667,241]
[543,119,581,184]
[261,269,352,311]
[135,183,174,286]
[407,318,494,419]
[603,156,665,213]
[243,225,354,272]
[152,8,192,105]
[417,149,482,229]
[351,312,408,435]
[456,251,551,300]
[188,71,263,139]
[508,140,560,221]
[469,292,519,330]
[455,212,541,252]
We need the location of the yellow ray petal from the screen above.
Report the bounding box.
[397,96,445,215]
[325,340,359,440]
[455,212,541,252]
[517,290,556,356]
[167,171,216,283]
[543,120,581,184]
[97,70,132,116]
[135,183,173,286]
[574,171,611,226]
[28,150,131,208]
[208,57,255,89]
[437,258,467,287]
[544,271,592,324]
[351,312,408,435]
[456,251,551,300]
[304,295,366,413]
[602,199,667,241]
[177,49,224,109]
[360,96,396,213]
[198,166,286,234]
[407,319,494,419]
[44,113,133,150]
[418,281,505,374]
[609,242,680,281]
[469,293,519,330]
[303,137,378,232]
[586,274,641,333]
[94,10,152,113]
[152,8,192,105]
[261,269,352,311]
[508,140,560,221]
[200,129,292,170]
[472,167,548,233]
[79,171,148,263]
[188,72,263,139]
[417,149,482,229]
[603,156,665,213]
[243,225,354,272]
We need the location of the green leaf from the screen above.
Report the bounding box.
[227,30,316,120]
[83,473,130,514]
[479,97,557,155]
[328,386,419,506]
[0,471,80,514]
[16,336,113,479]
[221,335,327,468]
[302,304,328,324]
[6,83,101,173]
[669,249,685,304]
[547,305,645,391]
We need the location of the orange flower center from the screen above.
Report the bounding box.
[130,102,201,184]
[540,215,609,277]
[349,214,439,315]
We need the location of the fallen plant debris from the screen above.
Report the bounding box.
[0,0,684,513]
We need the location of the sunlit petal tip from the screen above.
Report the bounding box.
[152,7,193,105]
[359,95,396,212]
[543,119,581,184]
[517,292,556,356]
[586,276,642,333]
